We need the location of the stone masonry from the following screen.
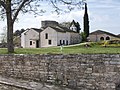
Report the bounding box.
[0,54,120,90]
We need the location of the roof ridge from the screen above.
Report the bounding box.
[90,30,120,38]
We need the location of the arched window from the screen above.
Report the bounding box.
[106,36,110,40]
[66,40,68,45]
[30,41,32,45]
[60,40,62,45]
[45,33,48,39]
[100,37,104,40]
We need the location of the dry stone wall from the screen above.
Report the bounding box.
[0,54,120,90]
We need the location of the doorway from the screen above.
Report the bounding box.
[36,40,39,48]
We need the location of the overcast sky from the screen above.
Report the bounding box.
[0,0,120,35]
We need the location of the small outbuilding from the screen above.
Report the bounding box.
[89,30,120,42]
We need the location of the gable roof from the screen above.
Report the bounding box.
[70,20,76,27]
[49,26,66,33]
[90,30,120,38]
[22,28,43,34]
[117,34,120,38]
[49,26,77,33]
[31,28,43,33]
[57,25,77,33]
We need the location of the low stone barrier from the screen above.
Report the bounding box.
[0,54,119,90]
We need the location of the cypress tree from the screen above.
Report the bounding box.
[83,3,89,38]
[76,22,81,33]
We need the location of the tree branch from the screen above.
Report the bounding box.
[0,11,6,15]
[50,0,85,14]
[12,0,29,23]
[50,0,62,14]
[60,0,72,4]
[0,0,6,9]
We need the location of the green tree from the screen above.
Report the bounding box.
[60,22,71,29]
[76,22,81,33]
[14,29,25,36]
[80,32,86,42]
[83,3,89,39]
[0,0,85,53]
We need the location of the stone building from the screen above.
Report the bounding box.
[21,20,82,48]
[89,30,120,42]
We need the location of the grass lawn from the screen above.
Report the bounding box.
[0,44,120,54]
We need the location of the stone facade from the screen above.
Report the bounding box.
[89,30,120,42]
[41,20,59,28]
[41,27,71,47]
[21,28,41,48]
[21,20,82,48]
[0,76,72,90]
[0,54,120,90]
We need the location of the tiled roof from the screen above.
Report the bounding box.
[50,26,66,32]
[23,28,43,34]
[31,28,43,32]
[58,26,77,33]
[49,25,77,33]
[90,30,120,38]
[117,34,120,38]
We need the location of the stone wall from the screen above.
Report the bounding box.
[0,76,72,90]
[0,54,120,90]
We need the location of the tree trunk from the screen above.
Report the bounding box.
[6,0,14,53]
[7,19,14,53]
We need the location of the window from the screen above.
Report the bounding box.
[60,40,62,45]
[66,40,68,45]
[106,36,110,40]
[48,40,52,45]
[33,42,35,44]
[30,41,32,45]
[45,33,48,39]
[72,28,73,30]
[100,37,104,41]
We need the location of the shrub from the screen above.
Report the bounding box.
[89,41,104,46]
[108,40,120,44]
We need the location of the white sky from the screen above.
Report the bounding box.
[0,0,120,35]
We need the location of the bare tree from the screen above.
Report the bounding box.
[0,0,85,53]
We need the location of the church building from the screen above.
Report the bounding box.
[21,20,82,48]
